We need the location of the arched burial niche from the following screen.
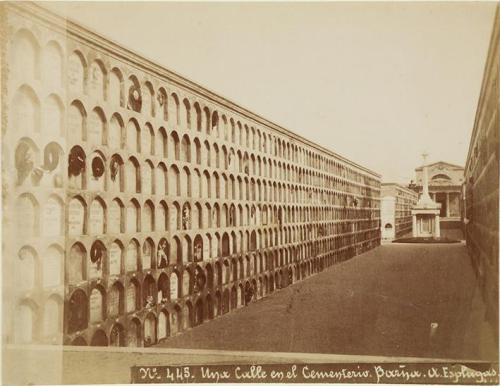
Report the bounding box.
[142,238,154,270]
[18,246,37,291]
[126,279,139,313]
[68,196,85,236]
[43,295,62,338]
[127,75,142,113]
[157,238,169,268]
[126,239,140,272]
[108,282,124,317]
[12,29,40,80]
[68,50,86,95]
[88,60,105,101]
[127,318,141,347]
[193,235,203,262]
[68,242,86,284]
[109,68,124,108]
[15,193,39,238]
[193,265,206,294]
[15,137,40,187]
[169,271,179,300]
[158,310,170,341]
[89,152,106,191]
[126,200,139,233]
[109,240,123,276]
[68,289,88,333]
[43,245,63,287]
[13,85,40,135]
[42,195,64,237]
[89,240,106,279]
[15,301,37,344]
[87,108,106,147]
[43,94,64,138]
[89,197,105,235]
[110,154,124,192]
[68,145,86,189]
[157,273,170,304]
[143,313,156,347]
[109,323,125,347]
[89,287,104,323]
[90,329,108,347]
[43,41,64,88]
[42,142,64,188]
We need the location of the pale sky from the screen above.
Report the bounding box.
[45,1,496,183]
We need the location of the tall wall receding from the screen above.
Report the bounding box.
[464,5,499,344]
[381,184,417,240]
[1,2,381,348]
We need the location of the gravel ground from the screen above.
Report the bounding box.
[158,243,496,360]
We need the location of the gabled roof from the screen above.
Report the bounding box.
[415,161,464,171]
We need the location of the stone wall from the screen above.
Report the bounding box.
[464,5,500,344]
[1,3,381,348]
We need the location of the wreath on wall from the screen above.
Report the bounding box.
[68,147,86,177]
[92,156,105,179]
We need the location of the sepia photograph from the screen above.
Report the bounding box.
[1,1,499,384]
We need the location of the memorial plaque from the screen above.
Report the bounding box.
[89,200,104,235]
[43,246,62,287]
[126,282,137,313]
[68,199,85,236]
[89,288,103,322]
[109,242,122,276]
[43,197,62,237]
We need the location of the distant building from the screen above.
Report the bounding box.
[411,161,464,229]
[380,183,418,241]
